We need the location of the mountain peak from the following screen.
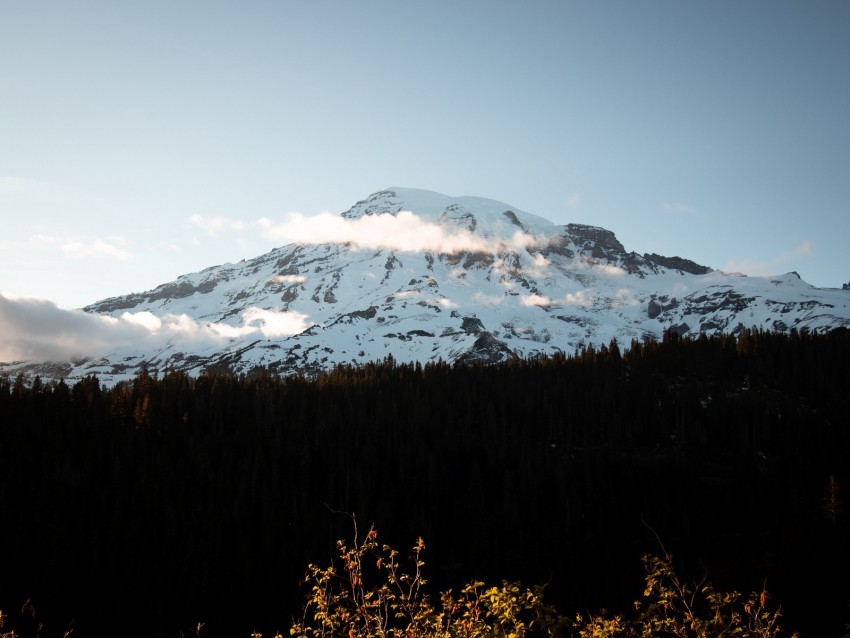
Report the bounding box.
[341,187,559,241]
[343,187,521,217]
[4,187,849,385]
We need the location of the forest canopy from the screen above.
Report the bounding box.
[0,328,848,637]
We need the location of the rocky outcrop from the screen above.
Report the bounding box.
[647,295,680,319]
[457,332,514,364]
[566,224,625,254]
[85,278,219,312]
[685,289,753,314]
[644,253,711,275]
[541,234,575,259]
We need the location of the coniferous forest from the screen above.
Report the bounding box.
[0,328,848,637]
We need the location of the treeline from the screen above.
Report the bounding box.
[0,328,848,637]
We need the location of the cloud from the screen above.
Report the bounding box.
[663,202,699,216]
[121,311,162,331]
[437,297,458,309]
[272,274,307,284]
[187,214,247,235]
[594,263,626,276]
[0,294,312,363]
[522,294,552,307]
[562,291,595,306]
[521,253,552,279]
[614,288,641,305]
[566,193,581,209]
[722,240,813,277]
[187,209,543,258]
[240,307,312,338]
[258,210,539,254]
[32,234,134,261]
[0,294,146,362]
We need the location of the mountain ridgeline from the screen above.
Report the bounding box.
[7,187,847,384]
[1,328,849,637]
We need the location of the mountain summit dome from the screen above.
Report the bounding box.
[340,187,558,239]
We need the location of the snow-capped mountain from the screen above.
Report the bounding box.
[7,188,850,383]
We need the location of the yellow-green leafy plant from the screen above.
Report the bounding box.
[290,518,567,638]
[574,549,796,638]
[292,519,797,638]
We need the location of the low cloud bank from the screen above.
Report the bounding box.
[0,294,311,364]
[258,210,539,254]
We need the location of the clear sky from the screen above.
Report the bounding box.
[2,0,849,310]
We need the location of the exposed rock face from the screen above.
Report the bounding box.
[644,253,711,275]
[541,234,575,259]
[685,289,753,315]
[565,223,626,263]
[461,317,485,335]
[456,332,514,364]
[647,296,680,319]
[668,323,691,337]
[565,224,625,253]
[87,279,221,313]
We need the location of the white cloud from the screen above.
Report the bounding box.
[523,253,552,278]
[183,210,542,263]
[32,234,134,261]
[63,237,134,260]
[437,297,458,309]
[722,240,813,277]
[566,193,581,209]
[241,307,312,337]
[272,274,307,284]
[594,263,626,276]
[0,295,150,362]
[258,210,539,255]
[573,256,625,276]
[121,311,162,331]
[787,240,813,258]
[522,294,551,307]
[0,294,312,363]
[614,288,641,305]
[562,291,595,306]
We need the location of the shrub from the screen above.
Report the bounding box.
[290,518,567,638]
[575,549,795,638]
[292,520,797,638]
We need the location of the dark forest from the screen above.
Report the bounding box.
[0,327,848,637]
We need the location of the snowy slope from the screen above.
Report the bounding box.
[5,188,850,384]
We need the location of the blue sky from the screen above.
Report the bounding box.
[2,0,849,309]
